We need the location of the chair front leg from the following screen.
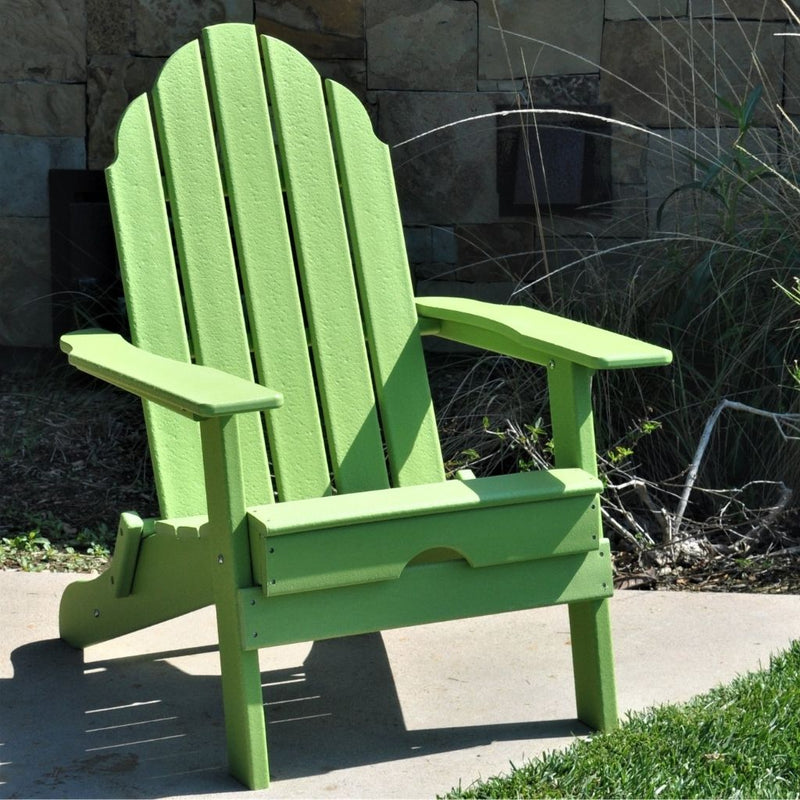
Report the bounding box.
[200,415,270,789]
[547,360,619,732]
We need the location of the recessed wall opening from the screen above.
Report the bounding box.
[497,106,613,217]
[49,170,122,338]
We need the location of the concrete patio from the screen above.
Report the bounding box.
[3,571,799,799]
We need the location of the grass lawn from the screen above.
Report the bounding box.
[447,640,800,799]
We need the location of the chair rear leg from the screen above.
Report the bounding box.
[568,597,619,732]
[60,514,213,648]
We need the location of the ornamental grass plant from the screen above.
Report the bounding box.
[413,0,800,572]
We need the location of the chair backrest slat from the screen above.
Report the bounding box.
[105,24,447,516]
[105,96,207,518]
[151,39,271,507]
[262,35,389,494]
[203,24,331,502]
[325,81,444,487]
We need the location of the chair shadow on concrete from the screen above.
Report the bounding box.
[3,632,586,798]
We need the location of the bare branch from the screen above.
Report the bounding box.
[672,400,800,541]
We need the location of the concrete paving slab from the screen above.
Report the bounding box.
[2,571,799,798]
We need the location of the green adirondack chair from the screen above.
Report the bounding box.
[58,23,672,789]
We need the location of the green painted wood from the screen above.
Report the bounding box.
[60,330,283,419]
[151,39,271,507]
[105,94,206,518]
[54,24,662,788]
[546,362,619,731]
[547,361,599,476]
[253,493,599,596]
[326,80,443,487]
[545,358,619,730]
[154,516,207,539]
[200,414,269,789]
[110,512,143,598]
[569,598,619,732]
[251,468,600,535]
[203,24,331,502]
[59,515,212,648]
[238,541,613,649]
[249,469,601,594]
[262,35,388,494]
[416,297,673,369]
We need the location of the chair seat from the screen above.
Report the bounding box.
[247,468,603,596]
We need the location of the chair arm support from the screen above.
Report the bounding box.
[60,329,283,420]
[416,296,672,370]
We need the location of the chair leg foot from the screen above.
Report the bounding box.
[568,597,619,732]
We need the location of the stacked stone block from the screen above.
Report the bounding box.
[1,0,796,346]
[1,1,86,347]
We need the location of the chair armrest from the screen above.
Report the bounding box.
[60,329,283,420]
[416,296,672,370]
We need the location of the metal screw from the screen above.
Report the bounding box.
[548,360,555,369]
[217,554,225,564]
[250,598,256,606]
[93,609,101,618]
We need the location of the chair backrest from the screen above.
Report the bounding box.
[106,23,444,518]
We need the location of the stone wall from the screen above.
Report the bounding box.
[1,0,797,346]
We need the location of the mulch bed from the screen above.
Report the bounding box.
[2,347,798,592]
[1,350,157,567]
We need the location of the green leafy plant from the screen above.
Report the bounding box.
[0,531,54,571]
[0,510,116,572]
